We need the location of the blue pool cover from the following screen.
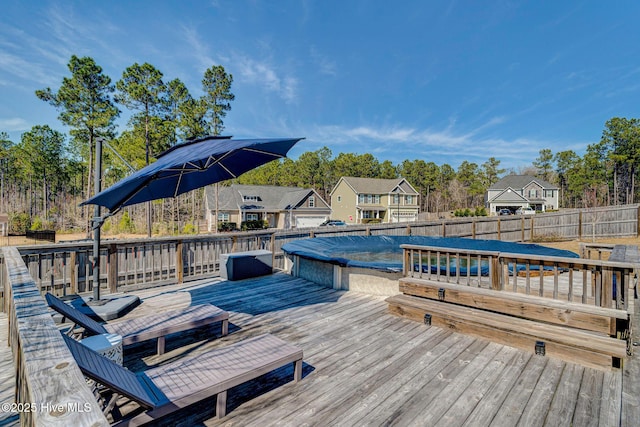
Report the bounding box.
[281,235,579,274]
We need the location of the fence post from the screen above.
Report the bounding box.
[407,224,411,235]
[497,219,500,241]
[521,217,525,242]
[530,217,534,242]
[578,211,583,240]
[637,205,640,236]
[442,220,446,237]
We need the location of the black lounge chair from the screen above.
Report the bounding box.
[62,332,303,424]
[46,292,229,355]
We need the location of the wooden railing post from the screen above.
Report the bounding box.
[108,244,118,293]
[270,233,276,270]
[176,240,184,284]
[69,251,77,295]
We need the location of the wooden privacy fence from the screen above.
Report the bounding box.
[1,204,638,302]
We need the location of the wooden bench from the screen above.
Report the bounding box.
[63,332,304,424]
[399,277,628,335]
[387,293,627,371]
[388,276,630,371]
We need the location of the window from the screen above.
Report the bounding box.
[374,195,380,204]
[367,194,373,203]
[337,195,342,202]
[358,194,365,203]
[393,194,400,204]
[544,190,554,197]
[309,196,315,207]
[243,195,260,202]
[405,195,413,204]
[362,210,372,219]
[246,213,259,221]
[217,212,229,221]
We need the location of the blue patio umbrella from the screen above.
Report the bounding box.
[82,135,303,213]
[81,135,302,302]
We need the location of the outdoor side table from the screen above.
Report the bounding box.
[80,333,123,365]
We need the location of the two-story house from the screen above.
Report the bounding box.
[486,175,559,215]
[330,177,420,224]
[204,184,331,231]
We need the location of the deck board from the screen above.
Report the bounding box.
[7,272,635,426]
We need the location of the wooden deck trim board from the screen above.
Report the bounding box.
[387,294,626,370]
[399,278,626,335]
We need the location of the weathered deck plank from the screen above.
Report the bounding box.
[32,273,633,426]
[0,314,18,427]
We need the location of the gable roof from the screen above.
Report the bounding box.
[487,187,529,203]
[333,176,418,195]
[205,184,329,211]
[489,175,557,191]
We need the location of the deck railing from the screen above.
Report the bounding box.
[1,204,639,303]
[1,247,108,426]
[401,244,635,311]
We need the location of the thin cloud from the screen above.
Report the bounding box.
[234,55,298,102]
[310,46,337,76]
[0,117,30,132]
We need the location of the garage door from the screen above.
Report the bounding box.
[296,216,326,228]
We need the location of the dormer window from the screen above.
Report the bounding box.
[243,195,260,202]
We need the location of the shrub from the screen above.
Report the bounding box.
[218,222,237,232]
[10,213,31,234]
[181,223,196,234]
[241,220,268,231]
[362,218,382,224]
[30,216,43,231]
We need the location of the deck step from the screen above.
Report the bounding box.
[386,293,627,371]
[398,277,628,336]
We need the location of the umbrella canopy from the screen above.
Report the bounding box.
[82,136,303,213]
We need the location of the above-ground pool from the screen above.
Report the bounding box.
[282,235,579,296]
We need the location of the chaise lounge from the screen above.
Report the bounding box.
[62,332,304,424]
[46,292,229,355]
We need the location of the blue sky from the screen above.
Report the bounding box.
[1,1,639,171]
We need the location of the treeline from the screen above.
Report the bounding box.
[1,54,639,235]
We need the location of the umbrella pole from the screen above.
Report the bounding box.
[92,137,103,302]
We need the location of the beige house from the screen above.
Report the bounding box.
[204,184,331,231]
[330,177,419,224]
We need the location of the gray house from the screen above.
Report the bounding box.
[204,184,331,231]
[486,175,559,215]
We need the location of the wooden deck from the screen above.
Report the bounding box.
[2,272,638,426]
[94,272,637,427]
